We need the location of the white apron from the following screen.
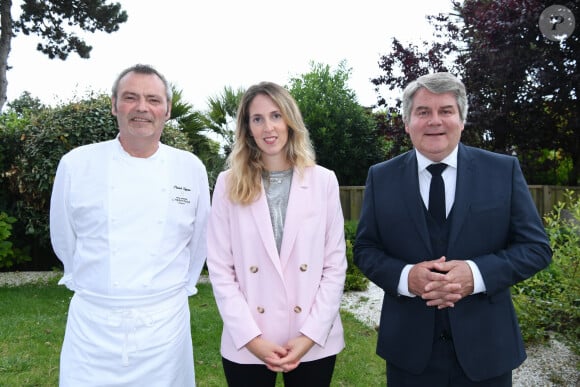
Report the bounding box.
[59,288,195,387]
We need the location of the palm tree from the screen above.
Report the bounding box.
[169,87,225,188]
[203,85,245,156]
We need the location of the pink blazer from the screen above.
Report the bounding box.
[207,165,347,364]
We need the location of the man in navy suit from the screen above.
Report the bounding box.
[354,72,552,386]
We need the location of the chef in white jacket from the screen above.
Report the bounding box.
[49,64,210,387]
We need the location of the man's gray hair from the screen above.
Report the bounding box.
[111,64,173,103]
[401,72,468,124]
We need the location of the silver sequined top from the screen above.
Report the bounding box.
[262,169,293,253]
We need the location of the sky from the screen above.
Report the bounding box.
[6,0,456,111]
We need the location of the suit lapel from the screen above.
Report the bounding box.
[250,184,283,273]
[448,144,474,250]
[402,152,432,254]
[279,168,309,268]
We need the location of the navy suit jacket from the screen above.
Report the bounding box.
[354,143,552,381]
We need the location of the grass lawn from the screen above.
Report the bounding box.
[0,278,385,386]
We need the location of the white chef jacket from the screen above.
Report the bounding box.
[49,138,210,386]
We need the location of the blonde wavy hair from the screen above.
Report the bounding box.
[227,81,316,205]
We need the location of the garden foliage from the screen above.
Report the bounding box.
[513,190,579,349]
[0,211,31,269]
[344,220,369,291]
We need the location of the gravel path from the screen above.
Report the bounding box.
[341,281,579,386]
[2,272,578,385]
[0,270,62,287]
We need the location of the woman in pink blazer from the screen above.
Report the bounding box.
[207,81,347,387]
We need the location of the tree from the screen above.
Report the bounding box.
[371,0,579,185]
[456,0,579,184]
[0,94,118,268]
[0,0,127,111]
[6,90,44,115]
[373,108,413,162]
[202,85,245,157]
[169,87,226,188]
[289,61,387,185]
[170,85,245,188]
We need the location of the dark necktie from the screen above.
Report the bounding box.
[427,163,447,224]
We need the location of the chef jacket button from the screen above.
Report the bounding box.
[299,264,308,272]
[249,266,259,273]
[293,306,302,313]
[257,306,265,314]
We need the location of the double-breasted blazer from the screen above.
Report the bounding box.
[207,165,347,364]
[354,143,552,381]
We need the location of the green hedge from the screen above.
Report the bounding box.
[344,220,369,291]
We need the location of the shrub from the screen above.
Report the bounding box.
[512,190,580,349]
[344,220,369,291]
[0,110,30,212]
[5,95,119,250]
[0,212,31,269]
